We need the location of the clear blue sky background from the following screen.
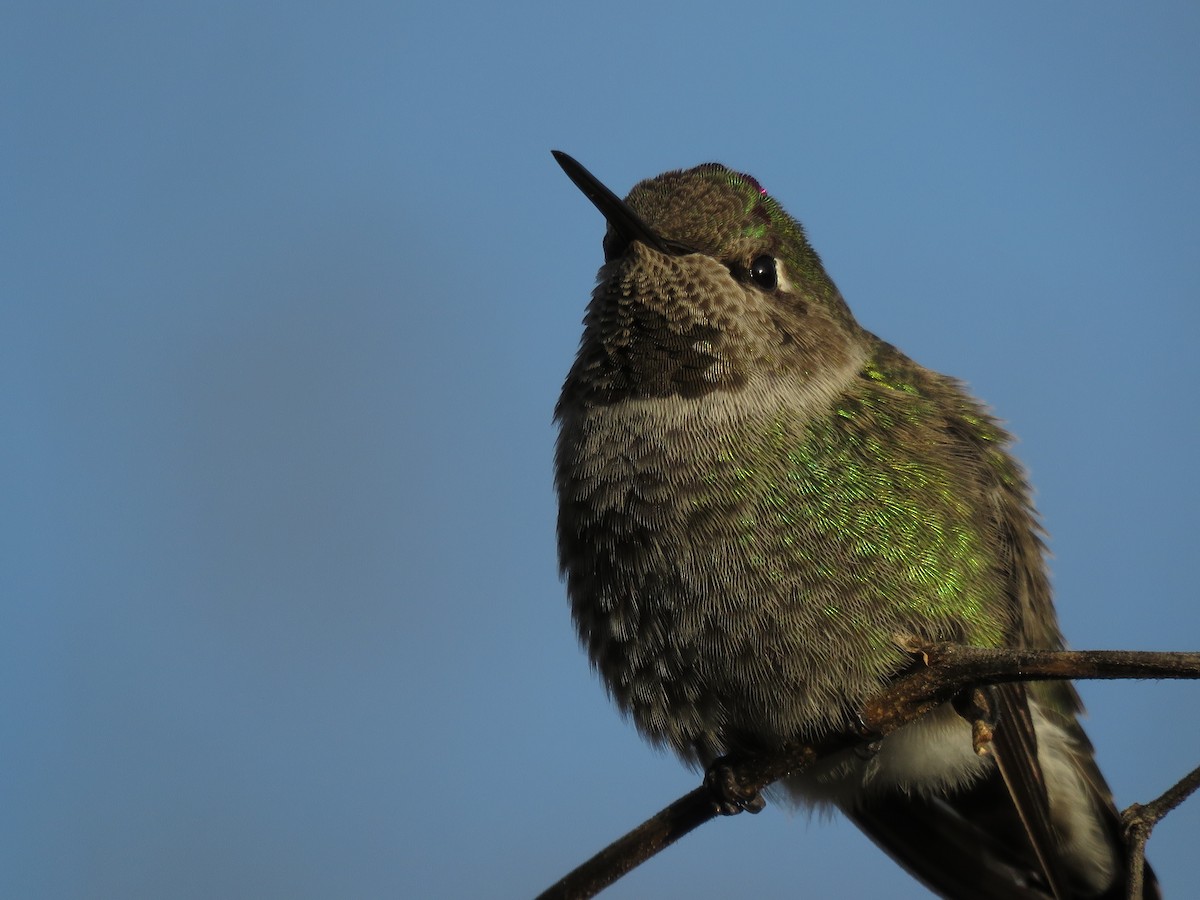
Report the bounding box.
[6,3,1199,898]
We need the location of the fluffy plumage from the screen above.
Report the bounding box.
[553,153,1157,899]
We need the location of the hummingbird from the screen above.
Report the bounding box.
[551,150,1158,899]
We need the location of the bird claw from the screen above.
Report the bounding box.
[703,757,766,815]
[952,686,998,756]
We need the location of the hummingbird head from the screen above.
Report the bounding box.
[553,151,866,405]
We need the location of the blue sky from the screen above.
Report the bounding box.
[5,3,1199,897]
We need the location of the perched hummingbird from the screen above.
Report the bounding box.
[551,150,1157,899]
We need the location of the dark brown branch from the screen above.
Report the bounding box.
[535,744,821,900]
[859,644,1200,734]
[537,645,1200,900]
[1121,763,1200,900]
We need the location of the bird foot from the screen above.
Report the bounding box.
[952,686,998,756]
[703,757,766,816]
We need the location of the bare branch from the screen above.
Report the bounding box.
[859,644,1200,734]
[537,645,1200,900]
[1122,763,1200,900]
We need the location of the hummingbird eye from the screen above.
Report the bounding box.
[748,255,779,291]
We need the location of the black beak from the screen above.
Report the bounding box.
[552,150,687,258]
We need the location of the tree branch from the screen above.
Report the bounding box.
[537,645,1200,900]
[1121,763,1200,900]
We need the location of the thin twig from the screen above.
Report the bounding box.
[1121,763,1200,900]
[536,744,819,900]
[859,644,1200,734]
[537,645,1200,900]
